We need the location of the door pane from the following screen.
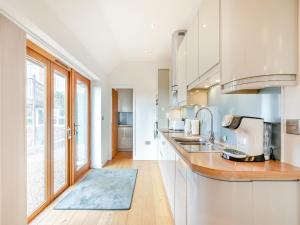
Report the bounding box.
[75,80,88,170]
[26,59,47,216]
[53,71,67,193]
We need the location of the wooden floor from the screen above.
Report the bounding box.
[30,152,174,225]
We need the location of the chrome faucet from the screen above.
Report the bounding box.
[195,107,215,144]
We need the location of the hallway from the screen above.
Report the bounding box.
[30,152,174,225]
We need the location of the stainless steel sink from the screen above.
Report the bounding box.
[172,136,223,153]
[173,137,205,143]
[178,141,208,146]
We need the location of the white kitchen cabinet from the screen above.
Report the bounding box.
[170,30,186,107]
[186,0,220,90]
[252,181,298,225]
[187,173,253,225]
[198,0,219,79]
[159,134,299,225]
[174,154,187,225]
[117,126,133,150]
[176,36,187,104]
[158,133,176,216]
[186,13,199,86]
[117,89,133,112]
[221,0,297,92]
[186,172,299,225]
[159,133,300,225]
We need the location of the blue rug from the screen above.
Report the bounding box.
[54,169,138,210]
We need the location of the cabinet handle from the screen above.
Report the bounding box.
[154,121,158,138]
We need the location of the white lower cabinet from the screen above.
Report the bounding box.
[175,154,187,225]
[117,126,133,149]
[252,181,298,225]
[158,134,176,216]
[187,173,252,225]
[158,134,299,225]
[186,173,299,225]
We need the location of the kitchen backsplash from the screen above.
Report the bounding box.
[181,85,281,159]
[118,112,133,125]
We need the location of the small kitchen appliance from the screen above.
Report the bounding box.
[221,115,272,162]
[171,119,185,131]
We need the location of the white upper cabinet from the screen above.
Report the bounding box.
[198,0,220,79]
[177,36,187,104]
[221,0,298,93]
[186,0,220,90]
[186,13,199,86]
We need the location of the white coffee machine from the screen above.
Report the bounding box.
[221,115,272,162]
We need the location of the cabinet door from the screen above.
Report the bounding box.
[187,13,199,86]
[187,174,252,225]
[177,37,187,104]
[158,136,176,216]
[221,0,297,85]
[117,126,132,149]
[165,142,176,216]
[198,0,219,77]
[252,181,298,225]
[175,154,187,225]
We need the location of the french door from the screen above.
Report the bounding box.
[26,48,71,221]
[51,64,70,197]
[73,72,90,181]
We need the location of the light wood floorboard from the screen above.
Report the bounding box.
[30,152,174,225]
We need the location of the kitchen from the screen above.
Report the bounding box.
[157,0,300,224]
[1,0,300,225]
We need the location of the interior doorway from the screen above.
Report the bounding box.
[111,88,134,159]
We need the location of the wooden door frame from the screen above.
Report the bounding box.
[70,70,91,184]
[50,63,71,200]
[26,46,52,223]
[27,44,73,223]
[26,41,91,222]
[110,87,136,160]
[111,89,118,159]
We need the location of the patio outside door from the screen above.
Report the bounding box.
[26,48,70,221]
[73,72,90,181]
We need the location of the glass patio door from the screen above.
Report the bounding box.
[26,47,71,221]
[26,50,50,219]
[74,72,90,179]
[51,64,70,197]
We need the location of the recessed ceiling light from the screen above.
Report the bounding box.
[144,50,152,55]
[151,23,155,29]
[202,24,207,28]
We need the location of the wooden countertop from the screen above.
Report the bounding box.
[160,130,300,181]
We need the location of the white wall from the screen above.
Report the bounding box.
[282,2,300,167]
[0,14,26,225]
[91,75,110,168]
[109,61,169,160]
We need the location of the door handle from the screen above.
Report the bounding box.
[67,127,72,140]
[74,123,80,135]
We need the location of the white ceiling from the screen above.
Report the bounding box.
[0,0,201,77]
